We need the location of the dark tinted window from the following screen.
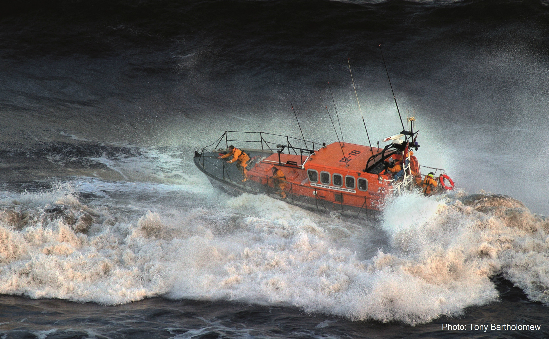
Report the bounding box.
[321,172,330,185]
[345,176,355,189]
[307,169,318,183]
[333,174,342,187]
[358,178,368,191]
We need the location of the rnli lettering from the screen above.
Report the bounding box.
[339,150,361,163]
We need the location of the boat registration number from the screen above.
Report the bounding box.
[339,150,361,163]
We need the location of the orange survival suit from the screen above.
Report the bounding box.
[422,172,438,196]
[271,167,287,199]
[220,146,250,181]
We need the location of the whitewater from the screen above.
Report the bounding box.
[1,159,547,326]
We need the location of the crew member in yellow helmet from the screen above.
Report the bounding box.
[422,172,438,196]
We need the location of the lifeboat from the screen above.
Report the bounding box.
[193,118,454,217]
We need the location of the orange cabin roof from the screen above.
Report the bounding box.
[305,142,381,173]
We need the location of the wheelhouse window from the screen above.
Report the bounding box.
[333,174,343,187]
[358,178,368,191]
[307,169,318,183]
[320,171,330,185]
[345,176,355,189]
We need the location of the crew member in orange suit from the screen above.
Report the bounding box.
[219,145,250,181]
[387,159,404,181]
[422,172,438,196]
[271,167,287,198]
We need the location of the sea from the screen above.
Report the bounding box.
[0,0,548,338]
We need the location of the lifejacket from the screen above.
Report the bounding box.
[422,175,438,195]
[221,147,243,164]
[273,168,286,182]
[237,151,250,166]
[387,160,402,174]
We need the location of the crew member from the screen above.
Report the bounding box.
[271,167,287,199]
[219,145,250,181]
[387,159,404,181]
[422,172,438,196]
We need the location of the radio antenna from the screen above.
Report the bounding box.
[327,82,344,142]
[347,58,372,150]
[379,44,405,131]
[325,106,347,162]
[291,103,308,149]
[325,105,341,144]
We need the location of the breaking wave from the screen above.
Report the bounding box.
[0,182,547,325]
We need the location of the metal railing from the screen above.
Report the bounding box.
[203,131,324,155]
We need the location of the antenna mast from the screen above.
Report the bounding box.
[291,103,308,149]
[379,44,405,131]
[325,106,348,163]
[327,82,344,143]
[347,58,372,149]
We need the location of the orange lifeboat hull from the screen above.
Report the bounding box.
[194,131,452,217]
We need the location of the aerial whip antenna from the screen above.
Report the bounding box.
[347,58,373,149]
[324,105,341,143]
[327,82,344,143]
[379,44,405,131]
[291,103,308,149]
[325,105,347,163]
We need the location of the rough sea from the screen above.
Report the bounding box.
[1,0,548,338]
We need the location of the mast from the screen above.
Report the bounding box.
[325,105,348,163]
[347,58,372,150]
[379,44,405,131]
[291,103,308,149]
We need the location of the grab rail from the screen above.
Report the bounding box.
[203,131,324,156]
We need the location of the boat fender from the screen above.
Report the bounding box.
[439,174,455,190]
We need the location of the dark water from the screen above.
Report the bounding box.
[0,0,548,338]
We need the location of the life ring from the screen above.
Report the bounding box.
[439,174,455,190]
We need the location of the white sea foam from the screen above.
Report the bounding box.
[0,183,547,325]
